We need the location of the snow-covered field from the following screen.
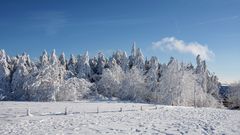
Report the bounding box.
[0,101,240,135]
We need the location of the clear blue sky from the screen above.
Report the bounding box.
[0,0,239,83]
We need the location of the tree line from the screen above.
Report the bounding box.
[0,44,224,108]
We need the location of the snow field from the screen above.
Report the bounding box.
[0,101,240,135]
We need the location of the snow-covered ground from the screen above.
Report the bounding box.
[0,101,240,135]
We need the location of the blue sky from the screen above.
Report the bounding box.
[0,0,240,83]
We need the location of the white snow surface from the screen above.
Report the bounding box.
[0,101,239,135]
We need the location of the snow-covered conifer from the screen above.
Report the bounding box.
[0,50,11,100]
[11,53,32,100]
[59,52,67,67]
[67,54,77,75]
[129,42,144,70]
[76,51,91,79]
[40,50,49,67]
[96,52,106,74]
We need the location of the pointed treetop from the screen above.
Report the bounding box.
[52,49,56,55]
[84,51,89,57]
[149,56,159,69]
[19,53,27,65]
[196,54,207,73]
[123,51,128,58]
[70,54,75,60]
[61,52,65,57]
[40,50,49,66]
[136,48,144,57]
[98,52,105,60]
[83,51,89,62]
[131,42,137,57]
[59,52,65,60]
[69,54,77,65]
[0,49,6,60]
[78,51,90,65]
[133,41,136,47]
[50,49,58,65]
[196,54,201,66]
[0,49,6,55]
[59,52,66,66]
[168,57,175,66]
[0,49,5,53]
[22,52,27,56]
[26,54,31,66]
[0,49,7,63]
[43,50,48,55]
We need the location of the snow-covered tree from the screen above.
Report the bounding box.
[67,54,77,76]
[157,57,181,105]
[97,61,124,98]
[59,52,67,67]
[40,50,49,67]
[145,56,159,102]
[76,51,91,79]
[0,44,223,107]
[96,52,106,74]
[207,73,221,100]
[195,55,208,92]
[129,42,144,70]
[194,55,221,107]
[23,50,65,101]
[112,50,129,72]
[0,50,11,100]
[49,49,58,65]
[178,64,195,106]
[154,56,221,107]
[227,82,240,109]
[120,67,147,102]
[11,53,32,100]
[89,56,98,73]
[56,77,93,101]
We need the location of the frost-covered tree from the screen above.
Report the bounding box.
[121,51,129,71]
[154,56,221,107]
[135,48,145,70]
[67,54,77,76]
[56,77,93,101]
[129,42,144,70]
[96,52,106,74]
[195,55,208,92]
[112,50,129,72]
[40,50,49,67]
[227,82,240,109]
[59,52,67,67]
[76,51,91,79]
[157,57,181,105]
[194,55,221,107]
[49,49,58,65]
[0,44,223,107]
[120,67,147,102]
[178,64,196,106]
[23,50,65,101]
[207,73,221,100]
[145,56,159,83]
[11,53,32,100]
[89,56,97,73]
[97,60,124,98]
[0,50,11,100]
[145,56,160,102]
